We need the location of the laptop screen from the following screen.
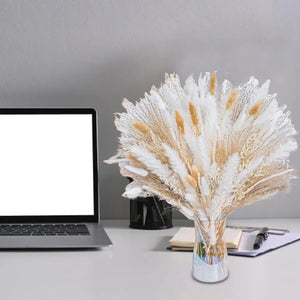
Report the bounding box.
[0,110,97,220]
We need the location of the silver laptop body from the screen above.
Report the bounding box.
[0,108,112,248]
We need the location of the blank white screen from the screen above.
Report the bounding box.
[0,114,94,216]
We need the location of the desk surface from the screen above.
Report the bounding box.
[0,219,299,300]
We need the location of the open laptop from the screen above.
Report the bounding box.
[0,108,112,248]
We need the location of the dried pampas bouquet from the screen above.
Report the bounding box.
[105,72,297,283]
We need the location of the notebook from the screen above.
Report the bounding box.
[169,227,300,257]
[169,227,242,251]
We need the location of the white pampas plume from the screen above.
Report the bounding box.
[200,177,210,197]
[196,135,210,173]
[148,89,166,111]
[208,162,218,180]
[123,187,143,198]
[245,169,294,195]
[185,193,197,205]
[232,111,246,133]
[130,146,172,180]
[123,165,148,177]
[129,145,182,194]
[184,75,198,96]
[211,153,240,219]
[268,139,298,161]
[104,150,125,164]
[122,98,136,113]
[180,206,194,220]
[235,156,264,187]
[163,143,198,197]
[162,143,188,182]
[123,181,153,198]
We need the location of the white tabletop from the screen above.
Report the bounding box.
[0,219,299,300]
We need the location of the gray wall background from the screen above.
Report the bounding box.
[0,0,299,219]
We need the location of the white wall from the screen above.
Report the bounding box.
[0,0,299,219]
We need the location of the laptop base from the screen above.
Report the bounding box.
[0,223,112,248]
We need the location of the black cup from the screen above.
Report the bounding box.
[129,196,173,230]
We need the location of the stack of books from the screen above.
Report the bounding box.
[169,227,242,251]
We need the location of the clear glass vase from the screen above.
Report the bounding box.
[193,218,229,283]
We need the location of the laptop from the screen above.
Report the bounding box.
[0,108,112,248]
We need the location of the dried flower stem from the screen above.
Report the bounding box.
[125,152,141,165]
[189,102,201,136]
[189,102,199,126]
[191,165,199,181]
[210,72,216,95]
[226,91,238,110]
[186,175,197,188]
[249,100,264,116]
[132,121,151,134]
[175,110,185,135]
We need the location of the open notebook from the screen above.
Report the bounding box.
[169,227,242,250]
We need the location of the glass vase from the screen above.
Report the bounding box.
[193,218,229,283]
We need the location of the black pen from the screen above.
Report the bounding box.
[253,227,269,249]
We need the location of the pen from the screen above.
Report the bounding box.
[253,227,269,249]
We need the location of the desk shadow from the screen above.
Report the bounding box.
[151,235,173,252]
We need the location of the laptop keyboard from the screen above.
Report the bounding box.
[0,224,90,236]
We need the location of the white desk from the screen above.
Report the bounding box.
[0,219,299,300]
